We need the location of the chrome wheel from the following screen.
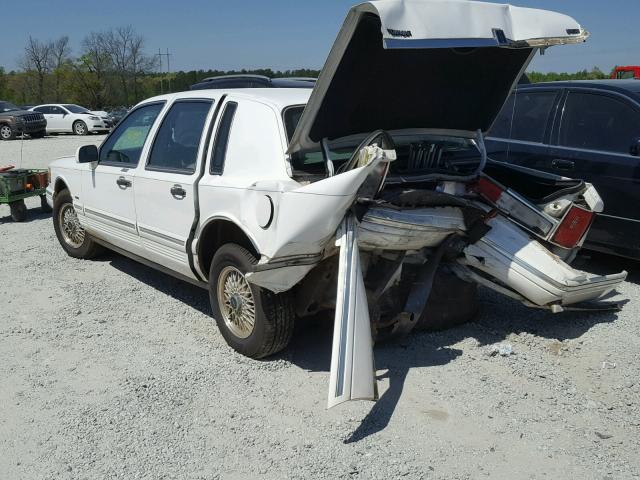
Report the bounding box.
[216,266,256,339]
[0,125,12,139]
[58,203,85,248]
[74,122,86,135]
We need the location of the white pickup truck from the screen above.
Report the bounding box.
[47,0,627,407]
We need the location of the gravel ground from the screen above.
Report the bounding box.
[0,134,106,170]
[1,137,639,479]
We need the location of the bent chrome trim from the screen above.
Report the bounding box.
[328,214,377,409]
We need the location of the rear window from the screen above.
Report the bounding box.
[559,92,640,154]
[490,91,557,143]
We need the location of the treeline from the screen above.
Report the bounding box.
[526,67,609,83]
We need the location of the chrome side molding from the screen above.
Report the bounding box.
[328,213,378,409]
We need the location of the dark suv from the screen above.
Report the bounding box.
[0,101,47,140]
[486,80,640,259]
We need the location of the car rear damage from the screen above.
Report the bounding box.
[247,0,626,407]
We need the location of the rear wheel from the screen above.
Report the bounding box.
[0,124,16,140]
[73,121,88,136]
[209,243,295,359]
[53,188,102,258]
[9,200,27,222]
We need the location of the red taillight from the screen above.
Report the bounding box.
[552,205,594,248]
[475,177,504,203]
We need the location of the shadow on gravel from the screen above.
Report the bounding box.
[0,208,51,225]
[284,271,627,443]
[106,253,210,315]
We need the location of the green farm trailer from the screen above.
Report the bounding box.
[0,166,52,222]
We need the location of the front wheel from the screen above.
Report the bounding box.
[0,124,16,140]
[53,188,102,259]
[209,243,295,359]
[73,121,88,136]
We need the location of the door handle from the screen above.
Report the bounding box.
[116,176,132,188]
[170,184,186,199]
[551,159,575,171]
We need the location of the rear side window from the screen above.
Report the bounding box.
[210,102,237,175]
[490,91,556,143]
[559,92,640,154]
[99,102,164,165]
[147,100,213,173]
[283,106,304,141]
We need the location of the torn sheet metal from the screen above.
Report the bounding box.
[358,206,466,251]
[247,146,395,292]
[328,213,378,409]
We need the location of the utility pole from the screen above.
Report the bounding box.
[157,48,163,94]
[156,48,172,94]
[166,48,172,92]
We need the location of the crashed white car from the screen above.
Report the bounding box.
[47,0,626,407]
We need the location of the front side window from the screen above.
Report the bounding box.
[490,91,556,143]
[147,100,212,173]
[559,92,640,154]
[99,102,164,165]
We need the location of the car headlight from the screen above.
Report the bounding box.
[89,116,100,120]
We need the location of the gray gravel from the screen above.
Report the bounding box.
[0,134,106,170]
[1,137,640,479]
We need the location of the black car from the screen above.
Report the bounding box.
[190,74,316,91]
[486,80,640,260]
[0,101,47,140]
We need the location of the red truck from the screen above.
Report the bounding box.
[611,66,640,79]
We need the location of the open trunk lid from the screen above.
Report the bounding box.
[287,0,588,155]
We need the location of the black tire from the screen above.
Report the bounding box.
[30,130,46,139]
[53,188,102,259]
[9,200,27,222]
[209,243,295,359]
[40,195,52,213]
[73,120,88,136]
[0,124,16,141]
[414,267,479,331]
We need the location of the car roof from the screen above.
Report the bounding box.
[142,88,312,111]
[517,80,640,102]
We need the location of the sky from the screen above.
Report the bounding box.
[2,0,639,74]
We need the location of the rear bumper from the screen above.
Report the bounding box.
[463,216,627,306]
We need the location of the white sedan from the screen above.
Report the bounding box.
[29,104,112,135]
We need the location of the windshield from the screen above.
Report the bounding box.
[63,104,90,114]
[0,102,20,113]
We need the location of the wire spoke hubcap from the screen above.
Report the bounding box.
[217,266,256,339]
[59,203,85,248]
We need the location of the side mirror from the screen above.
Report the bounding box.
[631,138,640,157]
[77,144,98,164]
